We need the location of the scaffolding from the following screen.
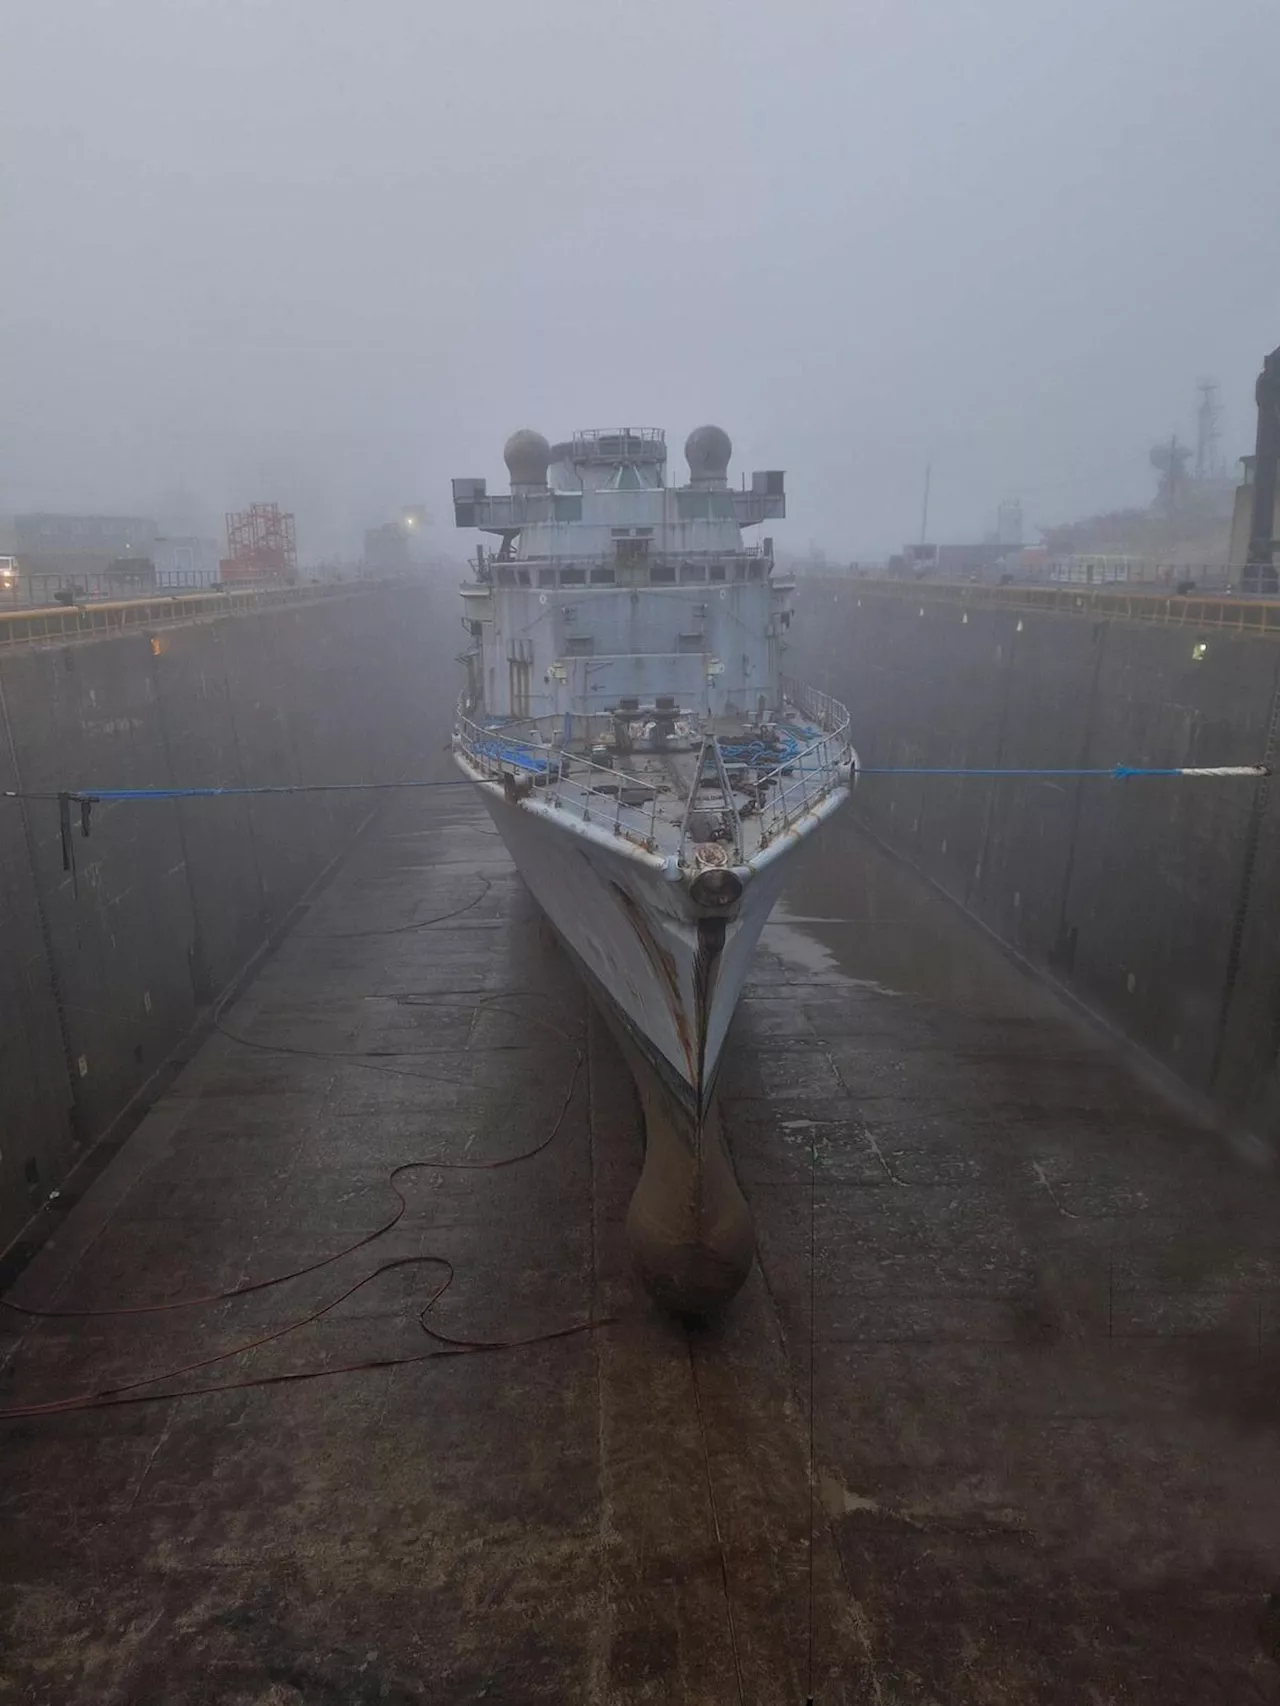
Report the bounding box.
[222,503,298,584]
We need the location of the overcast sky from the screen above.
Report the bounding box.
[3,0,1277,560]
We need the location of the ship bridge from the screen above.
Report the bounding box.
[452,425,794,723]
[451,424,786,567]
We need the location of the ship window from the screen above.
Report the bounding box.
[553,495,583,522]
[748,561,764,581]
[616,538,649,567]
[537,568,557,587]
[497,567,517,586]
[677,632,704,652]
[679,563,706,583]
[589,567,616,584]
[709,564,727,582]
[610,528,632,538]
[560,568,586,585]
[517,569,531,586]
[565,636,594,655]
[634,527,654,538]
[649,564,675,584]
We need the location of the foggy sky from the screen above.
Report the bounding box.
[3,0,1278,561]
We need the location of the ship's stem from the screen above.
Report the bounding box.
[605,1012,755,1315]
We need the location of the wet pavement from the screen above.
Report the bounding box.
[3,789,1280,1703]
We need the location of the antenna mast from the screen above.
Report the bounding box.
[918,462,932,546]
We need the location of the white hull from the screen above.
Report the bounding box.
[466,765,848,1114]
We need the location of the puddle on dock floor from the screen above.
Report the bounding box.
[769,809,1062,1017]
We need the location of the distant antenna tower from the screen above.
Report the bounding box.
[1195,378,1224,480]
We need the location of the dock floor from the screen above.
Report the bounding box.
[3,788,1280,1703]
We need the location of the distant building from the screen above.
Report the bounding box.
[895,541,1009,580]
[363,522,411,575]
[1227,456,1280,570]
[996,499,1024,547]
[14,513,158,578]
[153,534,221,584]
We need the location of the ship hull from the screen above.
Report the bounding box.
[464,764,849,1119]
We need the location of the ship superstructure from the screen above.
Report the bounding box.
[451,424,853,1139]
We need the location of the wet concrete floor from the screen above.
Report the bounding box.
[3,789,1280,1703]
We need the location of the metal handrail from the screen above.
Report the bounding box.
[753,680,853,846]
[833,577,1280,637]
[454,703,666,852]
[455,682,853,863]
[0,581,365,648]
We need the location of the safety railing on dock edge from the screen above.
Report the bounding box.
[837,577,1280,636]
[0,581,374,649]
[454,703,666,854]
[753,679,853,848]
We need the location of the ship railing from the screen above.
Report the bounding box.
[455,701,667,854]
[569,428,666,459]
[752,679,853,847]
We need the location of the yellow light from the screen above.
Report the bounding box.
[1192,642,1207,662]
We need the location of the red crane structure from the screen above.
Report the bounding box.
[220,503,298,585]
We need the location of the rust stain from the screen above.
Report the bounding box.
[691,916,727,1114]
[609,880,697,1084]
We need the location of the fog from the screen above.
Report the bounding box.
[3,0,1277,560]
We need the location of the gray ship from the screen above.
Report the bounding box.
[452,426,853,1307]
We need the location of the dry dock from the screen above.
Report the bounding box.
[3,786,1280,1703]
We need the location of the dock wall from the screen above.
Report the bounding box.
[0,582,450,1254]
[791,580,1280,1140]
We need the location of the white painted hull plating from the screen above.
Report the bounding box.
[467,769,848,1114]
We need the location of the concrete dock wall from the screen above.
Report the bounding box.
[792,581,1280,1139]
[0,583,450,1252]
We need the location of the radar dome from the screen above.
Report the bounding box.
[504,429,551,489]
[685,424,732,488]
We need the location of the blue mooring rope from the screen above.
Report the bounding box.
[10,764,1264,893]
[0,763,1269,805]
[0,780,471,804]
[854,764,1270,779]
